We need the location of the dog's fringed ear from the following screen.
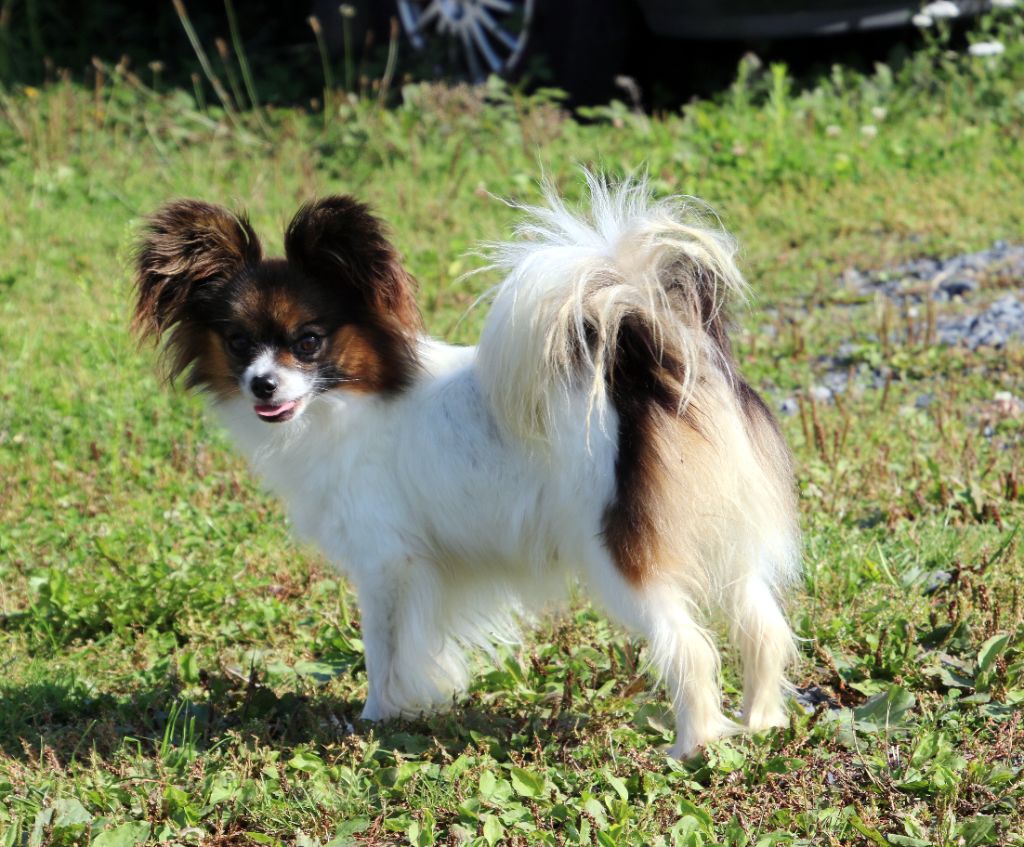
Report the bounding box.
[133,200,262,340]
[284,196,422,334]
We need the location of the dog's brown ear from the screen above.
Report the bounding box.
[284,196,422,334]
[133,200,262,340]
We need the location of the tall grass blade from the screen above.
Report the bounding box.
[378,16,399,108]
[308,15,334,127]
[0,0,13,84]
[172,0,238,118]
[223,0,269,132]
[340,4,356,93]
[216,37,246,115]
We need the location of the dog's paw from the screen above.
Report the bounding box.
[360,699,398,723]
[744,703,789,733]
[670,716,742,759]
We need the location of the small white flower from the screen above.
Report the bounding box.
[969,41,1005,56]
[861,124,878,139]
[991,0,1016,8]
[912,12,934,27]
[921,1,960,18]
[871,106,888,121]
[825,124,841,138]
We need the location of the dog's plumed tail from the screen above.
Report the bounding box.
[478,171,749,444]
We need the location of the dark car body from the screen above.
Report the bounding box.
[638,1,919,38]
[637,0,983,37]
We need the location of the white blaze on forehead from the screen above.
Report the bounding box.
[242,348,313,403]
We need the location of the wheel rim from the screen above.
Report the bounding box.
[397,0,535,81]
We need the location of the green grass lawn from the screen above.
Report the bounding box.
[2,10,1024,846]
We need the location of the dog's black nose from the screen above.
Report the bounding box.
[251,374,277,400]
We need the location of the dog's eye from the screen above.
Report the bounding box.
[294,334,321,357]
[227,334,252,355]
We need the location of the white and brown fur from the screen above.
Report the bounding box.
[133,173,800,757]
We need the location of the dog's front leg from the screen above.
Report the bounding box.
[356,581,402,722]
[354,562,468,722]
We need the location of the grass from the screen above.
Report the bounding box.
[2,8,1024,846]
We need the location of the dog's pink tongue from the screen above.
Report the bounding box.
[254,400,297,418]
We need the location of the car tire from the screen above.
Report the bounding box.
[391,0,640,103]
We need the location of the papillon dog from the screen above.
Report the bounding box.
[133,173,800,757]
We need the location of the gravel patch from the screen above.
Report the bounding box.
[840,240,1024,303]
[774,241,1024,415]
[839,240,1024,351]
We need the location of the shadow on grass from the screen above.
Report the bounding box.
[0,670,593,765]
[0,671,348,763]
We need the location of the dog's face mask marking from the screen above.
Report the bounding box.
[133,198,423,423]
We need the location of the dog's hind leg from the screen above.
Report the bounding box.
[585,549,739,758]
[641,586,741,757]
[725,573,798,732]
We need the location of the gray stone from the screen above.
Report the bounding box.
[823,369,852,394]
[794,685,838,713]
[924,570,952,594]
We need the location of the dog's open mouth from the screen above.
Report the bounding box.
[254,400,299,422]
